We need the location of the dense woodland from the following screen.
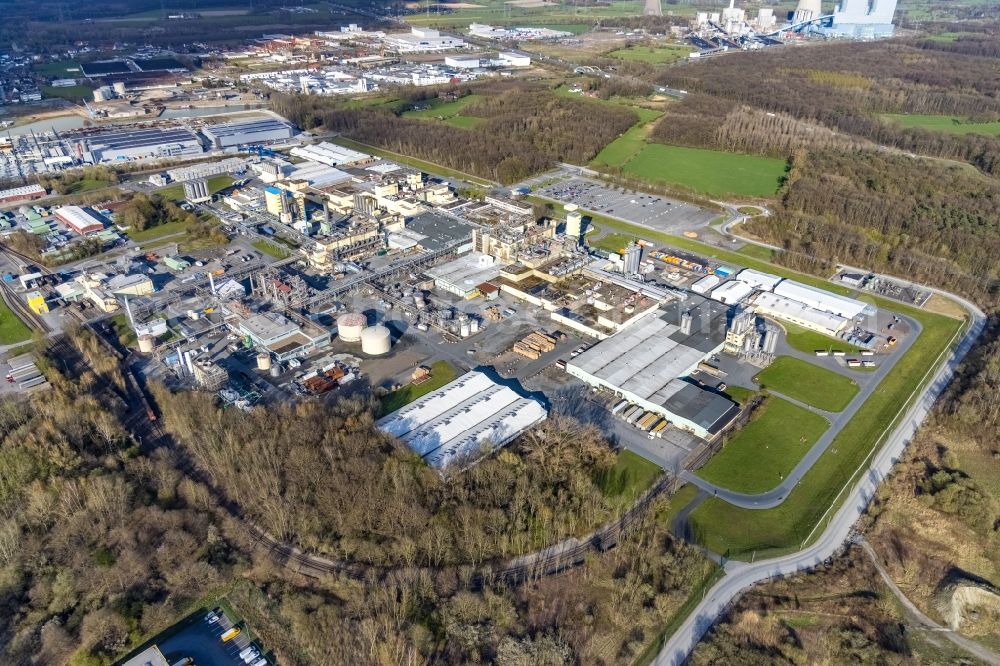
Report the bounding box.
[154,386,633,568]
[653,41,1000,174]
[0,330,709,665]
[745,149,1000,304]
[272,85,638,184]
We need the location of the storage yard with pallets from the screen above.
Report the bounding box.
[513,330,557,360]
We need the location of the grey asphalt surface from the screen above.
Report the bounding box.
[681,313,920,509]
[155,609,265,666]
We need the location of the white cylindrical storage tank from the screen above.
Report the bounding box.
[270,364,281,377]
[566,211,583,239]
[460,321,470,337]
[138,334,154,353]
[470,318,480,333]
[256,352,272,371]
[337,312,367,342]
[360,325,392,355]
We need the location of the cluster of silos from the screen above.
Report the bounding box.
[337,312,393,355]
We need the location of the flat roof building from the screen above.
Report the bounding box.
[238,311,331,361]
[566,298,738,439]
[735,268,782,291]
[378,370,547,468]
[65,124,203,163]
[202,118,296,149]
[290,142,372,167]
[426,252,499,298]
[751,291,850,337]
[710,279,754,305]
[394,211,474,252]
[772,279,873,319]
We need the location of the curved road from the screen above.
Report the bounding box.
[654,223,987,665]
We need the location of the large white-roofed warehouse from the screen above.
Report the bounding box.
[377,370,548,469]
[202,117,296,149]
[565,297,740,440]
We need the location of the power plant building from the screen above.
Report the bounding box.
[826,0,897,36]
[377,370,547,469]
[202,118,296,149]
[566,298,739,439]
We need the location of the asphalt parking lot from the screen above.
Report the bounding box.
[152,607,269,666]
[534,177,717,232]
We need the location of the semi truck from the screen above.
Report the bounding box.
[650,420,668,438]
[624,408,643,425]
[610,399,629,416]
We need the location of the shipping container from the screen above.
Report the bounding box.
[624,408,643,424]
[610,400,628,415]
[814,350,829,356]
[651,420,668,435]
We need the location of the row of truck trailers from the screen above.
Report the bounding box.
[611,400,669,439]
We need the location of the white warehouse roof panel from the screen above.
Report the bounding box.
[710,280,754,305]
[736,268,783,291]
[772,279,870,319]
[377,371,547,468]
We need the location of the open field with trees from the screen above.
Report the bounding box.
[697,397,829,494]
[622,144,788,197]
[280,83,638,184]
[378,359,456,415]
[756,356,859,412]
[882,113,1000,135]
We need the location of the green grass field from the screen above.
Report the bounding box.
[723,385,756,404]
[589,232,636,254]
[883,113,1000,136]
[606,44,694,64]
[689,303,963,559]
[592,123,652,168]
[41,84,94,102]
[622,144,788,197]
[0,300,33,345]
[379,360,457,415]
[756,356,859,412]
[779,321,861,356]
[402,94,480,120]
[599,450,662,506]
[697,397,829,493]
[736,244,775,262]
[35,60,79,76]
[251,239,291,259]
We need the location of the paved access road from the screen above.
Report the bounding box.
[655,286,985,666]
[680,310,920,509]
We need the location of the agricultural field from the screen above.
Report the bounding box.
[882,113,1000,136]
[697,397,829,494]
[606,44,694,65]
[622,144,788,197]
[756,356,859,412]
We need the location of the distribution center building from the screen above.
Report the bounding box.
[67,125,203,163]
[202,118,296,149]
[377,370,547,469]
[566,297,739,439]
